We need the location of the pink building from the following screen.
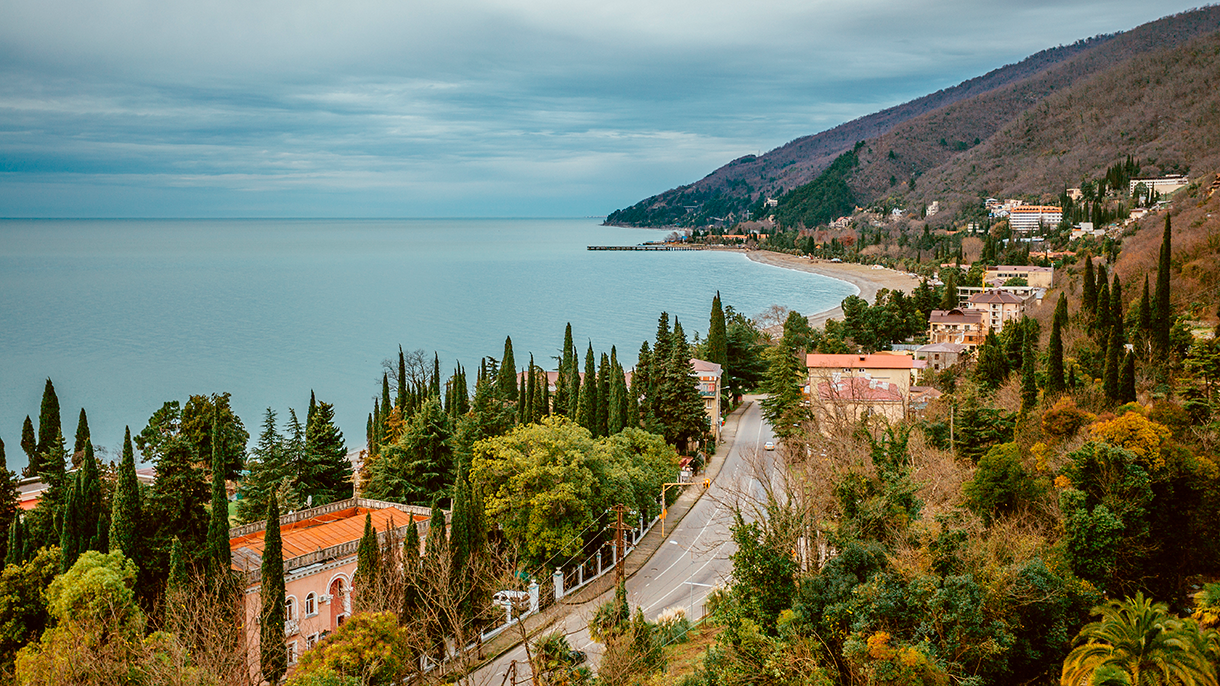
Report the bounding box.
[230,497,434,674]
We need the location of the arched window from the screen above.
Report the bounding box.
[305,592,317,617]
[285,596,297,621]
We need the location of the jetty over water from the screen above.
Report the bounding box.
[586,244,740,251]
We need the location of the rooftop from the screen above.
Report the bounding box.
[806,353,917,370]
[690,358,723,375]
[917,342,968,353]
[929,308,984,324]
[816,376,903,402]
[967,290,1025,305]
[986,265,1052,273]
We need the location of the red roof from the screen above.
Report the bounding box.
[806,354,916,370]
[230,505,426,566]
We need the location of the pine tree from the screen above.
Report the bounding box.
[1046,296,1067,396]
[72,408,90,467]
[0,436,13,555]
[35,378,62,460]
[596,353,611,437]
[260,497,287,685]
[20,417,36,477]
[1153,215,1173,355]
[207,416,232,582]
[1120,351,1137,403]
[1021,323,1038,413]
[577,345,598,433]
[707,292,728,369]
[1082,256,1097,314]
[1103,321,1122,403]
[237,409,285,524]
[498,336,518,402]
[608,362,625,435]
[304,400,351,506]
[109,426,142,566]
[150,425,208,561]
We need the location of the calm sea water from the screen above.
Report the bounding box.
[0,218,854,467]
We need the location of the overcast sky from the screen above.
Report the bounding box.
[0,0,1203,218]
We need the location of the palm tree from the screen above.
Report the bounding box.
[1061,592,1218,686]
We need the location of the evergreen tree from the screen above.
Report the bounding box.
[517,373,528,424]
[567,346,582,418]
[498,336,518,402]
[146,406,209,561]
[109,427,142,566]
[424,500,446,562]
[260,497,286,684]
[372,398,383,454]
[1137,275,1151,354]
[397,347,408,411]
[554,324,575,417]
[5,516,25,567]
[974,330,1007,390]
[363,397,453,505]
[353,513,380,611]
[760,314,810,438]
[1153,215,1173,355]
[237,409,285,524]
[0,435,16,557]
[577,344,598,433]
[707,292,728,369]
[401,517,422,616]
[1103,321,1122,403]
[1082,256,1097,314]
[207,416,232,581]
[1046,296,1067,396]
[381,373,392,433]
[1095,267,1110,338]
[167,536,187,595]
[308,390,317,430]
[35,378,62,460]
[72,408,90,466]
[1120,351,1137,403]
[20,416,36,477]
[939,269,958,310]
[1021,323,1038,413]
[58,471,82,572]
[608,362,626,435]
[303,400,351,506]
[525,355,537,424]
[596,353,611,437]
[656,318,710,448]
[634,341,653,425]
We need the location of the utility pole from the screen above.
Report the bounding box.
[613,503,626,588]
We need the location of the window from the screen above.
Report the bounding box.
[306,633,320,650]
[287,642,298,665]
[285,597,297,622]
[305,593,317,617]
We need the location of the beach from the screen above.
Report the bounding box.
[744,251,922,328]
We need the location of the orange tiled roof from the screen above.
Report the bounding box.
[230,505,426,564]
[806,353,917,370]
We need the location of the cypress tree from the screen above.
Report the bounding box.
[517,373,528,425]
[5,517,24,567]
[596,353,611,437]
[381,373,392,433]
[577,345,598,433]
[424,499,446,562]
[401,517,422,616]
[308,390,317,429]
[79,441,103,553]
[20,417,35,477]
[167,536,187,595]
[974,331,1007,390]
[555,324,576,417]
[59,472,81,572]
[1153,215,1172,355]
[1138,275,1151,344]
[366,413,375,456]
[1095,271,1110,341]
[109,426,141,565]
[939,269,958,310]
[1111,275,1124,344]
[525,355,537,424]
[372,398,382,454]
[567,348,581,418]
[207,416,232,581]
[541,366,551,418]
[260,497,287,685]
[431,354,442,399]
[0,436,14,557]
[35,378,62,459]
[1021,323,1038,413]
[1046,296,1067,396]
[707,292,728,369]
[498,336,518,401]
[608,361,625,435]
[1082,256,1096,314]
[1120,351,1137,403]
[353,513,380,610]
[1103,321,1122,402]
[72,408,90,464]
[397,347,408,411]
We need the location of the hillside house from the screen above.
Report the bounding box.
[915,342,968,371]
[1007,206,1062,233]
[965,290,1027,333]
[984,265,1054,288]
[928,308,985,347]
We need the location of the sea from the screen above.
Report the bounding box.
[0,218,855,468]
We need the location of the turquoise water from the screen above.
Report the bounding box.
[0,218,855,467]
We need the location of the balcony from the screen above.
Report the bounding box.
[285,618,300,636]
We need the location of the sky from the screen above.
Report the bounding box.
[0,0,1205,218]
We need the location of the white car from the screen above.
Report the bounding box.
[763,441,776,451]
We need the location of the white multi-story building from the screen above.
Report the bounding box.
[1129,175,1188,197]
[1007,205,1062,233]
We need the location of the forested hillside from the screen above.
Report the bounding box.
[608,6,1220,228]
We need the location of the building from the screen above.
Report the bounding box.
[965,289,1027,333]
[984,264,1054,288]
[1007,206,1062,233]
[915,342,968,371]
[811,375,906,425]
[691,358,723,442]
[928,308,985,347]
[231,498,435,675]
[1129,174,1188,197]
[806,353,922,397]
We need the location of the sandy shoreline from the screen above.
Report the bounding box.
[742,250,922,329]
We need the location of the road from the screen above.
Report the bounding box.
[474,397,777,685]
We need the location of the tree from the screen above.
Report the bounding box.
[35,379,62,462]
[1153,215,1172,356]
[707,292,728,370]
[109,427,142,567]
[939,269,959,310]
[181,392,248,480]
[975,331,1008,390]
[303,400,351,506]
[71,408,89,468]
[206,416,232,583]
[288,612,414,686]
[1047,295,1067,396]
[964,443,1039,525]
[1082,256,1097,315]
[353,513,381,613]
[167,536,187,595]
[363,397,453,505]
[1061,592,1216,686]
[0,435,18,557]
[260,497,287,684]
[577,344,598,434]
[0,546,58,671]
[652,319,709,448]
[596,353,611,437]
[555,324,576,418]
[498,336,518,402]
[1021,322,1038,412]
[19,417,36,478]
[237,408,286,524]
[1120,352,1137,404]
[145,403,209,563]
[59,442,103,572]
[1104,320,1122,403]
[1137,275,1151,353]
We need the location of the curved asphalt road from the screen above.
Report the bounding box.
[474,397,777,685]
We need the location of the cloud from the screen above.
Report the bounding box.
[0,0,1203,216]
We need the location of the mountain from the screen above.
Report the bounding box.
[607,7,1220,229]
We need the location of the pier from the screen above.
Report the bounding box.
[586,244,741,251]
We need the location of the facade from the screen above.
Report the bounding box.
[811,375,906,425]
[928,308,985,347]
[915,342,967,371]
[230,498,434,676]
[690,358,723,442]
[1007,206,1062,233]
[1129,175,1188,197]
[984,265,1054,288]
[964,290,1026,333]
[805,353,922,396]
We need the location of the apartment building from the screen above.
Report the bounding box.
[928,308,985,347]
[965,290,1026,332]
[1007,206,1062,233]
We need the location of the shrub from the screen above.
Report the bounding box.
[963,443,1040,525]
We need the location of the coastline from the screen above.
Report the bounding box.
[742,250,921,329]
